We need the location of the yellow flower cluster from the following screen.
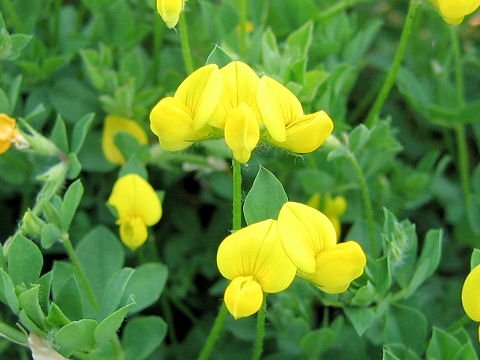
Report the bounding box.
[156,0,187,29]
[432,0,480,24]
[217,201,366,319]
[149,61,334,163]
[462,264,480,342]
[108,174,162,250]
[0,114,21,155]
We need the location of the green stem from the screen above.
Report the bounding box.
[348,153,377,258]
[365,0,419,127]
[197,159,243,360]
[450,26,472,223]
[161,296,179,356]
[152,14,164,84]
[197,303,228,360]
[239,0,247,57]
[317,0,376,20]
[0,0,25,33]
[178,12,194,74]
[232,159,243,231]
[252,297,267,360]
[447,314,471,333]
[62,235,99,311]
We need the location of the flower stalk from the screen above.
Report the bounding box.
[178,11,194,74]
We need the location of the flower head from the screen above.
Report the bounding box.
[108,174,162,250]
[0,114,21,155]
[277,202,366,293]
[216,219,296,318]
[150,64,222,151]
[102,116,148,165]
[308,193,347,239]
[156,0,186,28]
[257,76,334,153]
[462,264,480,342]
[432,0,480,24]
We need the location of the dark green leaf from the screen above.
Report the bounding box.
[122,316,167,360]
[71,113,94,154]
[94,302,135,345]
[55,319,98,352]
[7,234,43,286]
[60,179,84,231]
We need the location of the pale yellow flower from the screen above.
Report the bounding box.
[432,0,480,24]
[156,0,186,29]
[102,116,148,165]
[108,174,162,250]
[462,264,480,342]
[217,219,296,319]
[0,114,20,155]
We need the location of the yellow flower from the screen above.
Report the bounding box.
[308,193,347,239]
[108,174,162,250]
[277,202,366,293]
[209,61,261,163]
[432,0,480,24]
[102,116,149,165]
[462,264,480,342]
[216,219,296,319]
[156,0,186,29]
[150,64,222,151]
[0,114,20,155]
[256,76,334,153]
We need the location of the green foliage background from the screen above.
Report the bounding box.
[0,0,479,359]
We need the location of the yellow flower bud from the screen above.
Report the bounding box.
[102,116,148,165]
[462,264,480,343]
[308,193,347,239]
[108,174,162,250]
[156,0,185,29]
[0,114,20,155]
[216,219,296,319]
[432,0,480,24]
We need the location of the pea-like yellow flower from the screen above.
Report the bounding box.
[150,64,222,151]
[0,114,20,155]
[257,76,334,153]
[216,219,296,319]
[462,264,480,342]
[108,174,162,250]
[209,61,261,163]
[156,0,186,29]
[277,202,366,293]
[102,116,148,165]
[308,193,347,239]
[432,0,480,24]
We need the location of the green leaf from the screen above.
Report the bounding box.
[118,154,148,179]
[40,223,62,249]
[67,153,82,179]
[7,234,43,286]
[471,249,480,270]
[426,327,462,360]
[0,269,19,313]
[8,75,22,112]
[4,34,32,61]
[453,343,479,360]
[285,21,313,60]
[96,268,134,321]
[206,44,235,67]
[122,316,167,360]
[406,229,443,297]
[300,328,335,357]
[349,124,370,154]
[51,115,69,153]
[60,179,84,231]
[54,274,83,320]
[55,319,98,352]
[383,349,402,360]
[121,263,168,314]
[343,306,376,336]
[37,271,52,314]
[94,302,135,345]
[243,166,288,225]
[46,303,71,328]
[18,310,45,335]
[76,226,125,301]
[18,285,46,330]
[384,344,422,360]
[71,113,94,154]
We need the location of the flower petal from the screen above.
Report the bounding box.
[302,241,366,294]
[0,114,18,155]
[224,103,260,163]
[102,116,148,165]
[108,174,162,226]
[174,64,222,130]
[224,276,263,319]
[257,76,303,142]
[462,264,480,322]
[277,202,337,274]
[119,217,148,250]
[156,0,184,29]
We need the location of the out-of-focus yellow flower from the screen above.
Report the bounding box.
[150,64,222,151]
[0,114,20,155]
[256,76,334,153]
[156,0,186,29]
[108,174,162,250]
[462,264,480,342]
[432,0,480,24]
[209,61,261,163]
[277,202,366,293]
[308,193,347,239]
[216,219,296,319]
[102,116,148,165]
